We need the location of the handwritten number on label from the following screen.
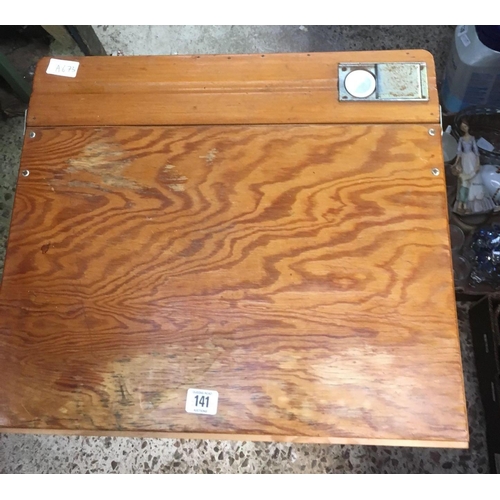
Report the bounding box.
[46,58,80,78]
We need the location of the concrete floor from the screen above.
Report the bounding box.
[0,25,489,473]
[92,25,454,82]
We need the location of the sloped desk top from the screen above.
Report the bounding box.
[0,51,468,447]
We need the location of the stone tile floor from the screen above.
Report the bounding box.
[0,117,23,280]
[0,25,490,473]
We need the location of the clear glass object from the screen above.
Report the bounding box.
[450,224,465,251]
[453,255,472,287]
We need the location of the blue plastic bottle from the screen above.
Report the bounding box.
[441,25,500,112]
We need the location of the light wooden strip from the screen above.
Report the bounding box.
[27,51,439,127]
[0,427,468,449]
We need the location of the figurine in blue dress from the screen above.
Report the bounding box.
[452,119,495,214]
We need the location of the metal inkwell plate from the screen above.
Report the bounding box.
[339,62,429,101]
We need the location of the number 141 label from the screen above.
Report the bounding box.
[185,388,218,415]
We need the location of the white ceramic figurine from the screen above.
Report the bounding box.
[452,119,495,215]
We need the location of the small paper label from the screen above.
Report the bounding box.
[460,34,471,47]
[458,25,468,36]
[477,137,495,152]
[46,58,80,78]
[185,388,218,415]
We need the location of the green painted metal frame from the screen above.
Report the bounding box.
[0,52,32,103]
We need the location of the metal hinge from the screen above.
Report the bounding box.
[339,62,429,102]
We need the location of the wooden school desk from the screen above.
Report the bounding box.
[0,51,468,447]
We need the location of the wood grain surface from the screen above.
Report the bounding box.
[0,123,467,446]
[27,51,439,127]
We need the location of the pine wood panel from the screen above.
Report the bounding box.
[27,51,439,127]
[0,124,467,446]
